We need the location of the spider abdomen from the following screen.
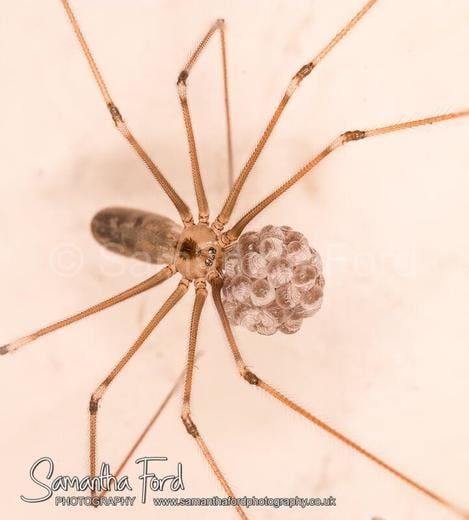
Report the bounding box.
[91,207,181,264]
[221,225,324,335]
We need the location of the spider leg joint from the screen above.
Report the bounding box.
[342,129,366,142]
[177,70,189,86]
[194,279,207,294]
[106,102,123,125]
[89,382,107,413]
[241,369,260,386]
[296,62,314,80]
[181,413,199,437]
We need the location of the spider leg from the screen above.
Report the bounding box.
[88,278,190,491]
[181,280,248,519]
[211,278,469,519]
[96,361,189,497]
[223,109,469,244]
[177,19,234,222]
[213,0,379,231]
[60,0,193,225]
[0,266,174,356]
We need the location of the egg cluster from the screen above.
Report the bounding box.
[221,225,324,335]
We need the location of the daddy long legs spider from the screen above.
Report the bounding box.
[2,0,464,516]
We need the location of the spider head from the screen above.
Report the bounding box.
[175,224,223,281]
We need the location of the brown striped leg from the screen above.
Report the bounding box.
[211,278,469,519]
[96,361,189,498]
[89,278,190,492]
[177,19,234,223]
[223,109,469,244]
[60,0,193,225]
[213,0,379,231]
[0,266,174,356]
[181,281,248,519]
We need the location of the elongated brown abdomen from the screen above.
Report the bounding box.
[91,207,181,264]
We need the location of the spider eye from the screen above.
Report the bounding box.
[205,258,213,266]
[208,247,216,255]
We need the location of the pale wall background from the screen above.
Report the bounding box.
[0,1,468,519]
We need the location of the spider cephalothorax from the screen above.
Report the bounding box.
[174,224,223,280]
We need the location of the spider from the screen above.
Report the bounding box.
[1,1,468,518]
